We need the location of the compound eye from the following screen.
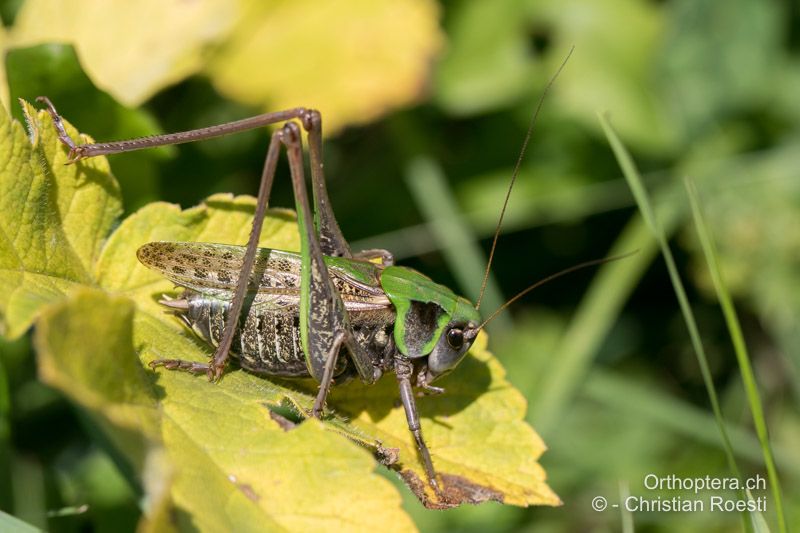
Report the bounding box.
[446,328,464,350]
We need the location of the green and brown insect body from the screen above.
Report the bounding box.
[39,95,500,500]
[138,241,398,380]
[38,53,592,504]
[380,266,481,387]
[138,242,482,390]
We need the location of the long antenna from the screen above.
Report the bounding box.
[475,46,575,311]
[477,251,637,330]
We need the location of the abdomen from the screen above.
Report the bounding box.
[178,291,395,379]
[182,292,311,377]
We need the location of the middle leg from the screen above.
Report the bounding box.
[280,122,379,387]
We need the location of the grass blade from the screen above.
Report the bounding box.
[0,510,41,533]
[619,480,634,533]
[598,112,750,530]
[684,175,787,533]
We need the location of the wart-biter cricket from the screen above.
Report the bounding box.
[36,52,595,501]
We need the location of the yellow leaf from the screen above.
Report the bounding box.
[11,0,237,105]
[7,1,443,132]
[0,101,121,338]
[208,0,444,133]
[318,333,561,508]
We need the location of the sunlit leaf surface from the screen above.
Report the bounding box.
[7,0,443,132]
[208,0,444,133]
[11,0,237,105]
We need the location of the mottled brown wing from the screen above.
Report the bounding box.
[137,241,391,312]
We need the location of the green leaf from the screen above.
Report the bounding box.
[659,0,781,136]
[2,100,558,528]
[0,100,121,338]
[434,0,538,115]
[531,0,680,155]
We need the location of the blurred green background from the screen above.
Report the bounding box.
[1,0,798,531]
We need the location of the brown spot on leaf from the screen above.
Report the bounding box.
[439,473,505,505]
[398,470,505,509]
[227,474,260,502]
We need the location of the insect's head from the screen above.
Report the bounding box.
[380,266,481,383]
